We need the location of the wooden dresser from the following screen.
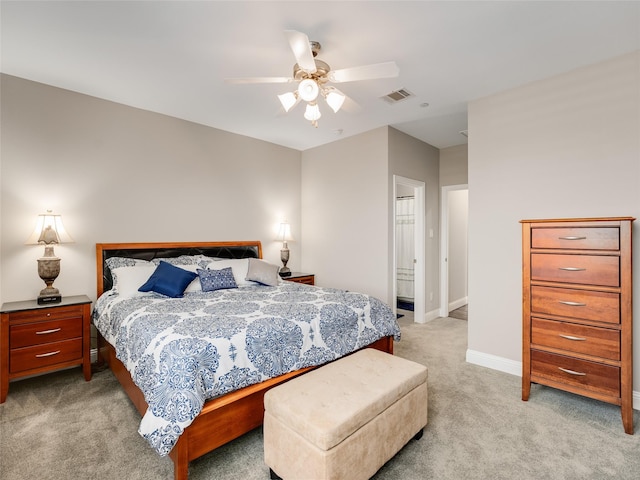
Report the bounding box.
[521,217,634,434]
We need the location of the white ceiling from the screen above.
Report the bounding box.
[2,1,639,151]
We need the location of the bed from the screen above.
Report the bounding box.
[93,241,400,479]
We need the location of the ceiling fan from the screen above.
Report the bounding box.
[226,30,399,127]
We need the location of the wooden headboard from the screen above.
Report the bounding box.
[96,241,262,297]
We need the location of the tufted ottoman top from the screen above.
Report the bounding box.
[263,348,428,451]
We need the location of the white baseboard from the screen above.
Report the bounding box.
[449,296,468,312]
[466,349,640,411]
[466,349,521,376]
[415,308,440,324]
[91,348,98,364]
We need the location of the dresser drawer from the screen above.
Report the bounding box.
[530,286,619,324]
[8,304,85,324]
[531,254,619,287]
[531,227,619,250]
[531,318,620,360]
[10,317,83,348]
[10,338,83,374]
[531,350,620,397]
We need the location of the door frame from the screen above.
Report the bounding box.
[392,175,426,323]
[439,183,468,317]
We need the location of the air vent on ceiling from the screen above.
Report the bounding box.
[381,88,414,104]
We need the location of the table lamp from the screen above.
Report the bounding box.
[26,210,73,304]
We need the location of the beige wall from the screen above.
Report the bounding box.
[300,127,390,302]
[467,52,640,389]
[440,144,468,186]
[447,189,468,309]
[388,127,440,318]
[0,74,301,304]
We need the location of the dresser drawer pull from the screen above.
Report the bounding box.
[559,236,587,241]
[559,334,586,341]
[558,301,587,307]
[558,367,586,376]
[558,267,586,271]
[36,328,62,335]
[35,350,61,358]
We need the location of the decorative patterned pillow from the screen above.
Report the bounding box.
[138,261,198,298]
[197,267,238,292]
[206,258,255,286]
[245,258,280,286]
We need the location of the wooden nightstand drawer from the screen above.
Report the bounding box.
[531,227,619,250]
[8,304,85,324]
[531,253,620,287]
[531,318,620,360]
[284,273,315,285]
[1,295,92,403]
[10,338,83,374]
[531,286,620,324]
[531,349,620,398]
[10,317,83,348]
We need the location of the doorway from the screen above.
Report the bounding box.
[439,184,469,318]
[393,176,426,323]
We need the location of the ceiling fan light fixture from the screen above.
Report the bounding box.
[325,89,346,113]
[298,78,319,102]
[278,91,299,112]
[304,102,321,122]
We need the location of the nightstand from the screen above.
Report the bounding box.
[283,272,315,285]
[0,294,92,403]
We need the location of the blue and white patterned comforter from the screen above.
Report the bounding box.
[92,282,400,456]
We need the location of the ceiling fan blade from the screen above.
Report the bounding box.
[284,30,317,74]
[225,77,293,84]
[340,94,362,114]
[329,61,399,83]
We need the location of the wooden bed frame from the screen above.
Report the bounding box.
[95,241,394,480]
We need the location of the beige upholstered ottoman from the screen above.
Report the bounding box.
[263,348,428,480]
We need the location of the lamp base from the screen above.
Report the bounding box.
[38,293,62,305]
[279,267,292,277]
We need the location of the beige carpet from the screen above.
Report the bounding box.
[2,315,640,479]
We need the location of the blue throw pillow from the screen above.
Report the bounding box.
[197,267,238,292]
[138,261,198,298]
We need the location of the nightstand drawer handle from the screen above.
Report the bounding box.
[559,236,587,241]
[558,301,587,307]
[558,267,586,271]
[36,328,62,335]
[559,334,586,341]
[35,350,60,358]
[558,367,586,376]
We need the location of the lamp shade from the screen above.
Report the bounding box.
[26,211,74,245]
[278,91,299,112]
[304,103,322,122]
[325,89,346,113]
[275,222,293,243]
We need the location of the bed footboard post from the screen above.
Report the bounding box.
[96,331,107,367]
[170,436,189,480]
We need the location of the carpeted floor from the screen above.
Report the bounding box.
[2,314,640,479]
[448,304,467,320]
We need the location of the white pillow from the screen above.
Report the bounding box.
[111,265,157,298]
[181,264,204,293]
[207,258,256,286]
[112,263,202,297]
